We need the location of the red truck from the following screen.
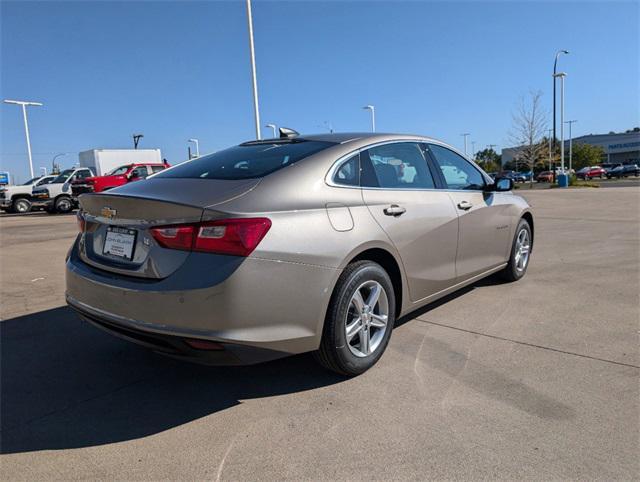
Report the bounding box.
[71,162,169,196]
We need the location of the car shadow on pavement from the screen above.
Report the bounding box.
[0,306,345,455]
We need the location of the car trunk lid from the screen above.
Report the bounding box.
[77,178,260,278]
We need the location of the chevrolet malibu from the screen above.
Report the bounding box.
[66,132,533,376]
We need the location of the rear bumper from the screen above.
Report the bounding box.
[65,239,340,361]
[68,298,288,365]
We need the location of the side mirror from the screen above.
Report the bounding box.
[493,177,513,192]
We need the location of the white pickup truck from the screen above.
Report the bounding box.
[31,167,95,213]
[0,175,57,213]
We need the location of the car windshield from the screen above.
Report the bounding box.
[52,169,74,184]
[107,165,132,175]
[155,140,335,180]
[22,177,41,185]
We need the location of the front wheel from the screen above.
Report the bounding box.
[12,198,32,213]
[54,196,73,213]
[314,261,395,376]
[499,218,532,282]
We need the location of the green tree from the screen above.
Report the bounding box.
[475,148,501,172]
[570,142,605,170]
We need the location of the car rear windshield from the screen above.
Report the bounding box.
[154,140,335,180]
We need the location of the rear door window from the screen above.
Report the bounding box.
[360,142,436,189]
[155,140,335,180]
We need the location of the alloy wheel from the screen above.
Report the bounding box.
[514,228,531,273]
[344,280,389,357]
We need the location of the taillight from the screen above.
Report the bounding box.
[194,218,271,256]
[151,225,195,250]
[77,211,85,232]
[150,218,271,257]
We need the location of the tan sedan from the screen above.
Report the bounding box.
[66,132,533,376]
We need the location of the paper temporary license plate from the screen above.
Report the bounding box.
[103,226,137,260]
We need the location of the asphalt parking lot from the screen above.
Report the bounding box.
[1,188,638,480]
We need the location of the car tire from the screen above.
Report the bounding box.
[54,196,73,214]
[12,198,32,214]
[499,218,532,282]
[314,260,396,376]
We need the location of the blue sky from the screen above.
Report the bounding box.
[1,0,638,182]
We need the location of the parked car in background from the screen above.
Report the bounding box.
[32,167,94,213]
[607,164,640,178]
[536,171,554,183]
[0,175,56,213]
[66,132,534,376]
[576,166,606,180]
[499,170,526,183]
[601,163,623,176]
[71,162,169,197]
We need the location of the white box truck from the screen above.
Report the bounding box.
[79,149,162,176]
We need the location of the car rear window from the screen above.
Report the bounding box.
[155,140,335,180]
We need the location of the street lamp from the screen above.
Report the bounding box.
[246,0,261,140]
[460,133,470,156]
[51,152,66,174]
[362,105,375,132]
[471,141,476,160]
[565,120,577,173]
[188,138,200,157]
[265,123,277,138]
[554,72,567,182]
[553,50,569,181]
[3,99,43,179]
[133,133,144,149]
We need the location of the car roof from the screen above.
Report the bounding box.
[251,132,442,145]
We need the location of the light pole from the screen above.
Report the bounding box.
[265,123,277,138]
[553,50,569,182]
[246,0,261,140]
[51,153,66,174]
[188,138,200,158]
[565,120,577,173]
[133,133,144,149]
[460,133,470,156]
[547,128,553,171]
[487,144,498,169]
[471,141,476,160]
[3,99,43,179]
[362,105,375,132]
[554,72,567,181]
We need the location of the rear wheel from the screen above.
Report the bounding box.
[314,261,395,376]
[499,218,532,282]
[12,198,32,213]
[55,196,73,213]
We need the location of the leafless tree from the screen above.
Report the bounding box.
[508,90,548,186]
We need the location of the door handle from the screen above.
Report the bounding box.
[457,200,473,211]
[384,204,406,216]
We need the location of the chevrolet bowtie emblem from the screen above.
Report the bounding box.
[101,207,117,219]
